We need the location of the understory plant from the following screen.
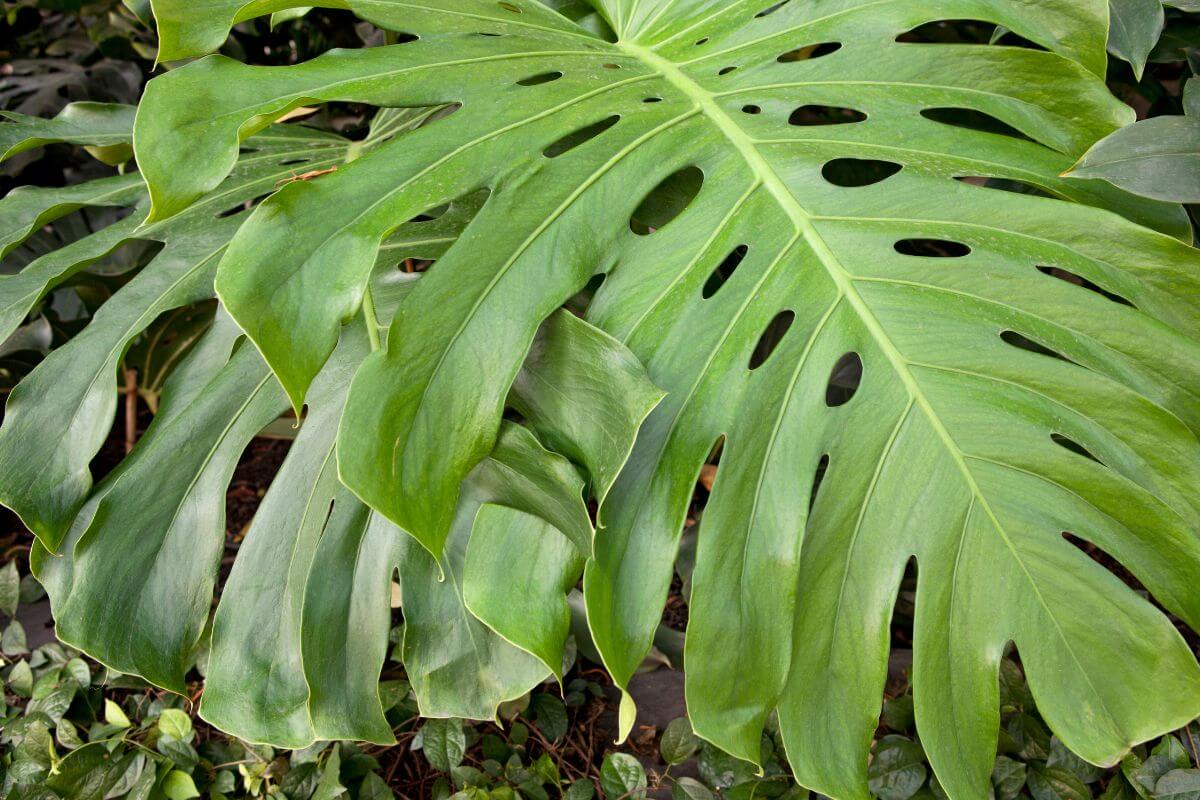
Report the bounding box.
[2,2,1200,799]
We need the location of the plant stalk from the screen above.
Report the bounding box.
[123,367,138,453]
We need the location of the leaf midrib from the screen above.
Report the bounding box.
[622,40,1001,535]
[622,41,1120,728]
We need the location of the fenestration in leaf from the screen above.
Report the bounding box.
[85,1,1200,798]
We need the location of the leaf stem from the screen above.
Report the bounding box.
[362,287,382,351]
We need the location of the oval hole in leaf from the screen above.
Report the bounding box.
[991,29,1050,53]
[896,19,999,44]
[629,166,704,235]
[707,435,726,465]
[1061,533,1143,589]
[742,104,762,115]
[822,158,902,187]
[748,309,795,370]
[920,108,1031,142]
[278,158,310,166]
[809,454,830,513]
[755,0,790,18]
[825,352,863,407]
[407,202,450,223]
[218,193,272,218]
[702,244,748,298]
[544,115,620,158]
[954,176,1054,199]
[777,42,842,62]
[788,105,866,126]
[1036,266,1135,308]
[697,438,724,496]
[695,37,709,45]
[644,96,663,103]
[85,236,165,275]
[1051,433,1104,466]
[566,271,607,310]
[999,330,1075,364]
[718,65,738,75]
[893,239,970,257]
[517,71,563,86]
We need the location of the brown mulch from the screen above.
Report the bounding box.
[225,438,292,542]
[661,575,689,633]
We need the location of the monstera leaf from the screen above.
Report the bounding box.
[0,110,353,549]
[0,101,660,746]
[11,1,1200,799]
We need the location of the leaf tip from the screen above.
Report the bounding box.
[616,690,637,744]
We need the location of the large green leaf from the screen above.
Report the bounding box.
[511,308,666,515]
[463,307,663,678]
[130,2,1200,799]
[7,99,657,748]
[463,503,583,680]
[201,323,370,746]
[141,3,1190,567]
[30,286,654,743]
[0,124,352,550]
[204,303,655,739]
[53,337,287,690]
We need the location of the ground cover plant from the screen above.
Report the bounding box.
[4,549,1200,800]
[2,1,1200,799]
